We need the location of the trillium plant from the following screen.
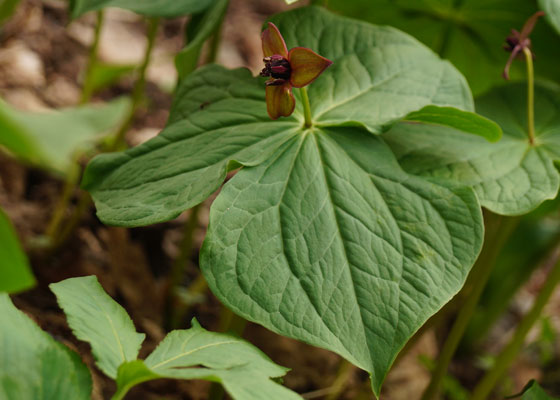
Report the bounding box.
[3,1,560,399]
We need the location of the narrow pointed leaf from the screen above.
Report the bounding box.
[114,321,302,400]
[540,0,560,34]
[202,127,483,394]
[0,294,92,399]
[0,208,35,293]
[288,47,332,88]
[384,83,560,215]
[402,105,502,142]
[175,0,229,79]
[262,22,289,58]
[69,0,213,19]
[0,97,130,175]
[266,83,296,119]
[50,276,145,379]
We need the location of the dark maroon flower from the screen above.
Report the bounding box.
[503,11,545,80]
[260,22,333,119]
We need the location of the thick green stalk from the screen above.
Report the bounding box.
[523,47,536,145]
[326,359,355,400]
[421,214,519,400]
[471,249,560,400]
[111,17,160,150]
[81,10,104,104]
[300,87,313,128]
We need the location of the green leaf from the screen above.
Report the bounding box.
[0,0,19,24]
[113,320,302,400]
[0,97,130,175]
[509,380,559,399]
[201,127,483,395]
[540,0,560,34]
[83,6,473,227]
[0,294,92,399]
[83,7,484,394]
[0,208,35,293]
[384,83,560,215]
[175,0,229,79]
[69,0,214,19]
[50,276,145,379]
[329,0,560,95]
[403,105,502,142]
[89,62,137,94]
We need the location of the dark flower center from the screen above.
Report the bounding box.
[260,55,291,86]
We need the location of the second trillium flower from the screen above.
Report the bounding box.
[260,22,332,120]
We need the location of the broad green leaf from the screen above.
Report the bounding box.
[83,6,473,227]
[329,0,560,95]
[384,83,560,215]
[0,294,92,399]
[0,97,130,175]
[83,7,484,394]
[201,127,483,395]
[114,320,302,400]
[540,0,560,34]
[175,0,229,79]
[0,208,35,293]
[511,380,559,399]
[69,0,214,19]
[402,105,502,142]
[50,276,145,379]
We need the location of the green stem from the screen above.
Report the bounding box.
[523,47,536,146]
[300,87,313,128]
[80,10,104,104]
[110,17,160,150]
[326,359,355,400]
[471,249,560,400]
[421,214,518,400]
[310,0,328,6]
[166,204,202,329]
[44,161,80,242]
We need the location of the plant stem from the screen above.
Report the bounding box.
[523,47,536,145]
[166,204,201,329]
[326,359,355,400]
[80,10,104,104]
[310,0,329,6]
[471,248,560,400]
[300,87,313,128]
[421,214,518,400]
[111,17,160,150]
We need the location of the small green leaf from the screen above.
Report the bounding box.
[403,106,502,142]
[384,83,560,216]
[89,62,137,94]
[69,0,214,19]
[50,276,145,379]
[0,294,92,399]
[540,0,560,34]
[0,97,130,175]
[175,0,229,79]
[0,208,35,293]
[113,320,302,400]
[509,380,559,399]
